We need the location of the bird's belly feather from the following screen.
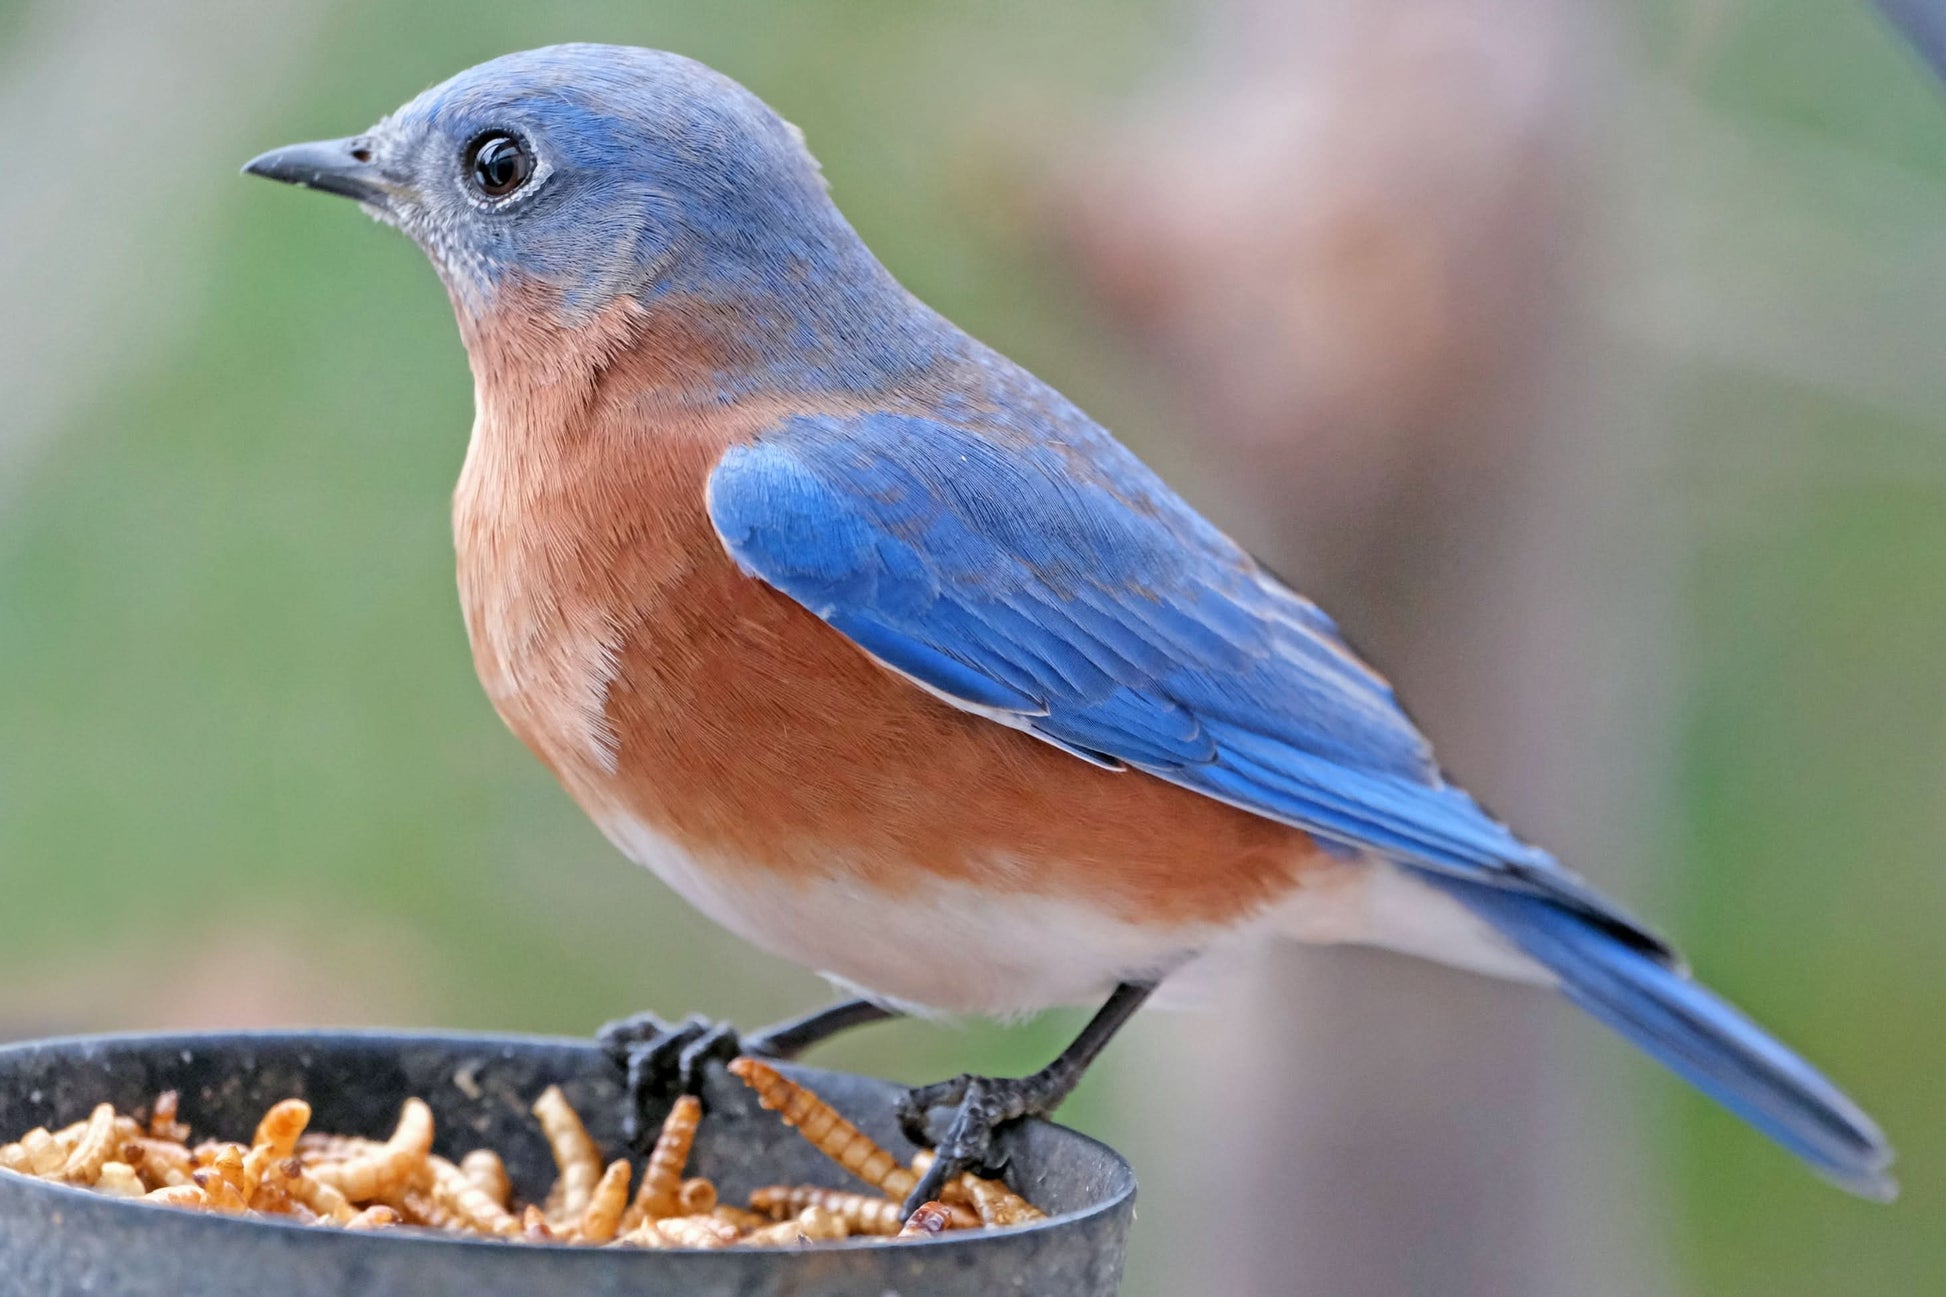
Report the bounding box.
[597,811,1220,1016]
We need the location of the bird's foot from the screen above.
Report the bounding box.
[597,1011,748,1155]
[895,1070,1062,1216]
[598,1001,897,1154]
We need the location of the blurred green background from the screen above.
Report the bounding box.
[1,2,1940,1294]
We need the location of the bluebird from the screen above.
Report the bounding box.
[245,44,1894,1210]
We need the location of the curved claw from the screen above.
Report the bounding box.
[896,1075,1028,1217]
[903,1147,963,1217]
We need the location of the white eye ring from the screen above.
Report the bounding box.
[459,130,550,210]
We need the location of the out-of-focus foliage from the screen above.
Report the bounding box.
[1635,6,1946,1292]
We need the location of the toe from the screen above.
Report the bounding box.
[902,1150,965,1217]
[596,1010,673,1063]
[897,1073,973,1148]
[676,1021,741,1094]
[896,1094,936,1149]
[608,1013,731,1152]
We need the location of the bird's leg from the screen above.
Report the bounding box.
[598,998,899,1154]
[897,981,1155,1214]
[741,998,901,1059]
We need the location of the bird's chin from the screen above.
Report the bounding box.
[381,212,491,310]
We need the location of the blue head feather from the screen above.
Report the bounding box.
[358,44,946,389]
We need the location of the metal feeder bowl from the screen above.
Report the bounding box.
[0,1030,1135,1296]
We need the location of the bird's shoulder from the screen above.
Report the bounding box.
[707,356,1440,785]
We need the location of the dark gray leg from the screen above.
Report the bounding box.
[743,998,900,1059]
[897,981,1156,1214]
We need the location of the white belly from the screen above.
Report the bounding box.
[597,813,1218,1017]
[598,811,1548,1019]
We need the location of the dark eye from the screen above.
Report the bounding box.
[465,132,534,199]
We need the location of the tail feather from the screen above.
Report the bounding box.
[1417,869,1897,1200]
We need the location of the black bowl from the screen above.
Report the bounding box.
[0,1030,1135,1296]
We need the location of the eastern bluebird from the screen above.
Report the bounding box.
[245,44,1894,1210]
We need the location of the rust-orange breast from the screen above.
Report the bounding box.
[450,292,1328,933]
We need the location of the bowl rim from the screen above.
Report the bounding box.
[0,1027,1138,1255]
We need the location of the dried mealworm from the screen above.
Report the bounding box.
[750,1184,903,1235]
[711,1204,770,1233]
[277,1157,357,1224]
[149,1091,190,1143]
[247,1156,297,1214]
[792,1204,847,1241]
[460,1149,511,1208]
[744,1204,848,1246]
[676,1176,716,1215]
[397,1188,462,1231]
[191,1139,241,1167]
[201,1143,247,1194]
[311,1098,433,1204]
[961,1170,1045,1226]
[908,1151,1006,1228]
[95,1161,146,1198]
[740,1218,805,1247]
[125,1137,195,1189]
[192,1164,249,1213]
[345,1205,402,1230]
[143,1184,209,1210]
[240,1143,282,1205]
[21,1128,72,1177]
[728,1058,915,1199]
[635,1094,700,1221]
[576,1159,632,1244]
[522,1204,553,1242]
[897,1201,953,1239]
[294,1132,376,1163]
[614,1220,673,1249]
[647,1213,739,1248]
[427,1156,520,1237]
[531,1085,601,1225]
[252,1099,311,1160]
[59,1104,119,1186]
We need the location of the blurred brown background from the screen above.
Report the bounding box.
[2,2,1940,1294]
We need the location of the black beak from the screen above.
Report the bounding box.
[242,137,396,205]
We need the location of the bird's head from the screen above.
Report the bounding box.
[245,45,868,327]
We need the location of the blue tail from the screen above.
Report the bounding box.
[1418,870,1897,1199]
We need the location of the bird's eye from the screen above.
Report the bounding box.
[465,132,534,200]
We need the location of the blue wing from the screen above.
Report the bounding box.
[707,405,1911,1196]
[706,407,1667,956]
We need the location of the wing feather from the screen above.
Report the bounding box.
[706,409,1670,960]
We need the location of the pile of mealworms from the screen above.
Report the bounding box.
[0,1056,1042,1246]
